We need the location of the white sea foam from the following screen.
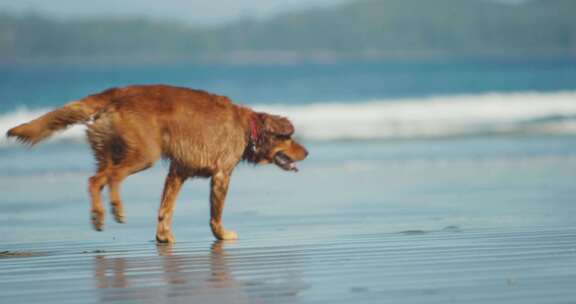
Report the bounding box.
[256,91,576,141]
[1,91,576,147]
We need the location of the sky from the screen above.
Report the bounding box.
[0,0,352,25]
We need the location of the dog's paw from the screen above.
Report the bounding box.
[91,210,104,231]
[156,232,176,244]
[110,203,125,224]
[210,221,238,240]
[215,229,238,241]
[113,213,125,224]
[222,230,238,241]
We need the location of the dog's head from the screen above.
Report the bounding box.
[247,113,308,172]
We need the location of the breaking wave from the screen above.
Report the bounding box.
[256,91,576,141]
[1,91,576,147]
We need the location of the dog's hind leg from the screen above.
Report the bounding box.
[88,167,108,231]
[87,129,110,231]
[108,171,126,224]
[107,147,159,224]
[87,114,114,230]
[156,162,187,244]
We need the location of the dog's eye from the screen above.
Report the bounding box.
[275,134,291,140]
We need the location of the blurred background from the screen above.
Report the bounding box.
[0,0,575,141]
[1,1,576,303]
[1,0,576,236]
[1,0,576,230]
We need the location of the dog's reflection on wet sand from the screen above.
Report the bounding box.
[93,241,307,303]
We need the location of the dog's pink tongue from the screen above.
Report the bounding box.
[274,152,298,172]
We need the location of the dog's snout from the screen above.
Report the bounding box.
[304,149,309,158]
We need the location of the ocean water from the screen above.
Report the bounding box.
[1,61,576,303]
[1,60,576,145]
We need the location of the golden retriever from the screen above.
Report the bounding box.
[7,84,308,242]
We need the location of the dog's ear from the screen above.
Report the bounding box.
[262,114,294,136]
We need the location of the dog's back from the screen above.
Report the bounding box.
[89,86,249,174]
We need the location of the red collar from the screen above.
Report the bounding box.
[248,117,259,154]
[250,117,258,143]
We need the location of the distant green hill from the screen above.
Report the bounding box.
[1,0,575,65]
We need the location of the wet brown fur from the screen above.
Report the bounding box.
[6,84,308,242]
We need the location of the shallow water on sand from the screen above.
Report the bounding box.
[2,227,576,304]
[1,136,576,303]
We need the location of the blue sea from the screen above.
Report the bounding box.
[1,61,576,303]
[1,60,576,144]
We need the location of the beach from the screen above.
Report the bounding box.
[3,0,576,299]
[1,136,576,303]
[1,61,576,303]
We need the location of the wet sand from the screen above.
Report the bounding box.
[1,227,576,303]
[1,137,576,303]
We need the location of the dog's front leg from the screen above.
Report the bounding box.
[156,163,187,243]
[210,171,238,241]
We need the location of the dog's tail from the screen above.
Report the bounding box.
[6,91,115,146]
